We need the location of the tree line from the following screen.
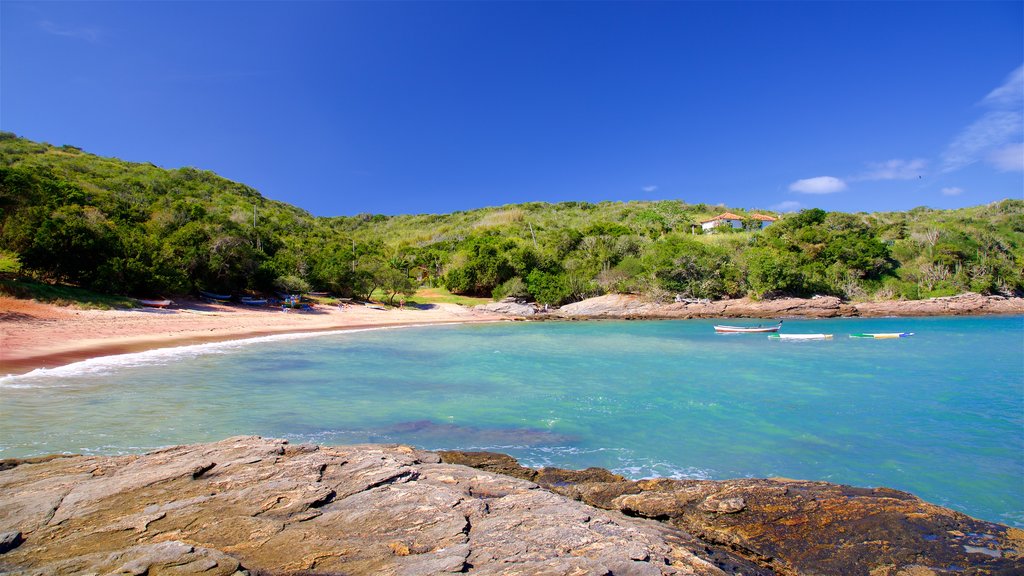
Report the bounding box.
[1,132,1021,305]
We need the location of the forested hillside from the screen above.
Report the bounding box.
[1,132,1021,305]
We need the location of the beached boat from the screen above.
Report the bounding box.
[714,321,782,333]
[199,290,232,303]
[138,299,173,308]
[849,332,914,339]
[768,333,833,341]
[239,297,268,306]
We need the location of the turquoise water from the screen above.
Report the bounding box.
[2,316,1022,527]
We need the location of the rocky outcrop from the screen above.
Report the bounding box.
[853,292,1024,317]
[473,298,541,316]
[547,293,1023,320]
[2,438,1021,575]
[552,294,853,319]
[0,436,740,575]
[441,451,1024,576]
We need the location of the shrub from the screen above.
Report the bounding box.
[492,276,529,301]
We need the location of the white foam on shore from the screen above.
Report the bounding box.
[0,323,459,388]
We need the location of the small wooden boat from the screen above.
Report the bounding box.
[714,321,782,333]
[240,297,268,306]
[199,290,231,303]
[138,299,173,308]
[769,334,833,341]
[849,332,914,339]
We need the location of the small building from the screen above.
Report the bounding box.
[700,212,778,232]
[700,212,744,232]
[748,213,778,229]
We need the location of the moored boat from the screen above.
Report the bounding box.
[714,321,782,333]
[769,333,833,341]
[849,332,914,339]
[240,297,268,306]
[199,290,232,303]
[138,299,173,308]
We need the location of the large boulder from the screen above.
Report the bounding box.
[473,298,540,316]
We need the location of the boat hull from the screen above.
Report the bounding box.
[199,291,232,303]
[138,299,172,308]
[769,334,833,341]
[850,333,914,339]
[714,324,782,333]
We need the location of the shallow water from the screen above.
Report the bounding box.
[2,316,1022,526]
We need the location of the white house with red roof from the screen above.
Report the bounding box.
[700,212,778,232]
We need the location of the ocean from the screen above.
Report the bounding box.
[2,316,1022,527]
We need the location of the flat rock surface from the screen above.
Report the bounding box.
[3,437,1021,575]
[441,451,1024,576]
[0,436,733,575]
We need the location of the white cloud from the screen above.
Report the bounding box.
[941,65,1023,173]
[941,187,964,196]
[771,200,802,212]
[788,176,847,194]
[38,20,100,43]
[857,158,927,181]
[983,66,1024,107]
[989,143,1024,172]
[642,185,658,193]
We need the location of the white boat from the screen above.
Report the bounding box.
[849,332,914,339]
[138,299,173,308]
[768,333,833,341]
[714,321,782,333]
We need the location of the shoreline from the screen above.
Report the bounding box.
[3,292,1022,376]
[1,319,500,378]
[478,291,1024,319]
[0,296,509,377]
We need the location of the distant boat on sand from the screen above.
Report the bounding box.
[138,299,173,308]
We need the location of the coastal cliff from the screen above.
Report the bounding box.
[475,292,1024,319]
[1,437,1020,575]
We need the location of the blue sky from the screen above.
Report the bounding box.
[2,1,1021,217]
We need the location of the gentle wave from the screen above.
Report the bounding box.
[0,323,457,387]
[458,444,716,481]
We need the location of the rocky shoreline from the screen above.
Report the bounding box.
[475,292,1024,319]
[1,437,1020,575]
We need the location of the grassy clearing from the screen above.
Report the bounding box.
[408,286,491,306]
[0,278,138,309]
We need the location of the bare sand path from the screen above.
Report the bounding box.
[0,297,507,375]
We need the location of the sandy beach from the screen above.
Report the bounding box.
[0,297,508,376]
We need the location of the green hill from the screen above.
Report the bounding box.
[1,132,1021,304]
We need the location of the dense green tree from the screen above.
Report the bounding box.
[0,133,1020,304]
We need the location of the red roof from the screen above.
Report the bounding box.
[699,212,744,224]
[749,213,778,221]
